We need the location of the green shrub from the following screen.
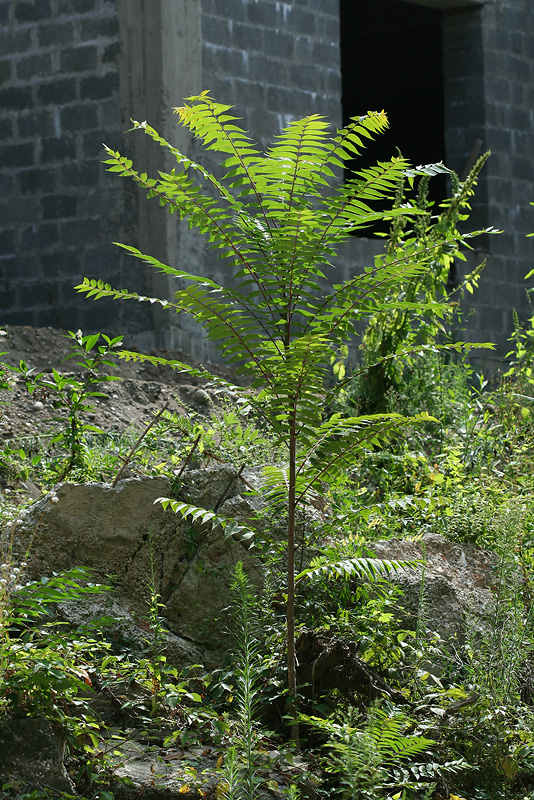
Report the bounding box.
[76,93,493,737]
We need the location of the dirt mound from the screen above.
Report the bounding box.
[0,324,239,442]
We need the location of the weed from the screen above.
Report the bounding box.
[14,330,123,482]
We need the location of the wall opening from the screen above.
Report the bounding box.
[340,0,446,212]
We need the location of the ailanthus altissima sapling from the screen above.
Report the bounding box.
[76,92,493,738]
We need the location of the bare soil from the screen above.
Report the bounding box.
[0,325,238,485]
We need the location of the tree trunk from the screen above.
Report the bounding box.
[287,417,299,744]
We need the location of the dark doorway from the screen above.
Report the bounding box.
[340,0,446,207]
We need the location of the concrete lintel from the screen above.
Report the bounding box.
[400,0,485,9]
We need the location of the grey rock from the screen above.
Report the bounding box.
[192,388,211,405]
[21,478,41,500]
[0,716,74,794]
[178,464,245,509]
[57,594,204,672]
[13,471,260,665]
[371,532,497,645]
[110,740,219,799]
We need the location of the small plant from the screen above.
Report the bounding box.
[304,703,437,799]
[218,562,263,800]
[505,305,534,394]
[1,564,109,722]
[15,330,123,481]
[357,151,491,413]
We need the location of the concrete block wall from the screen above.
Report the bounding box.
[443,0,534,361]
[156,0,344,360]
[479,0,534,358]
[0,0,150,336]
[200,0,341,142]
[1,0,534,366]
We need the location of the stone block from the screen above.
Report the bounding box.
[266,84,299,114]
[102,40,120,64]
[202,42,247,77]
[294,34,312,62]
[0,57,12,84]
[60,102,99,131]
[59,44,98,73]
[0,174,15,197]
[21,223,59,251]
[60,216,100,245]
[233,78,265,108]
[42,249,78,276]
[80,71,119,100]
[60,160,100,187]
[245,1,276,27]
[80,14,119,40]
[0,85,32,110]
[247,53,286,84]
[202,14,232,47]
[289,62,321,93]
[231,21,263,52]
[14,0,52,23]
[201,0,245,21]
[41,194,77,220]
[0,28,31,57]
[16,52,53,81]
[38,20,74,48]
[509,105,532,130]
[0,117,14,141]
[17,109,55,139]
[0,229,15,256]
[40,135,76,164]
[1,141,34,169]
[284,6,316,35]
[100,97,122,128]
[263,30,294,60]
[37,78,77,105]
[82,129,119,159]
[312,40,339,70]
[18,167,56,195]
[56,0,96,14]
[0,198,39,225]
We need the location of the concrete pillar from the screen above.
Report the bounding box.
[117,0,202,348]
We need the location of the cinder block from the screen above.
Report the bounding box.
[21,223,59,251]
[0,86,33,110]
[19,168,57,195]
[80,72,120,101]
[40,136,76,164]
[41,194,78,220]
[80,15,119,41]
[1,142,34,169]
[38,21,74,48]
[60,45,98,73]
[15,0,52,24]
[60,103,99,132]
[37,78,77,106]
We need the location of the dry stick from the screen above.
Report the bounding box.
[214,464,246,512]
[460,138,484,182]
[112,402,170,487]
[202,450,257,493]
[176,433,202,479]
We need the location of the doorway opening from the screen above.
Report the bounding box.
[340,0,446,217]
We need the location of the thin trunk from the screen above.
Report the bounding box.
[287,417,299,744]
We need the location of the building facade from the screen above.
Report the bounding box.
[1,0,533,366]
